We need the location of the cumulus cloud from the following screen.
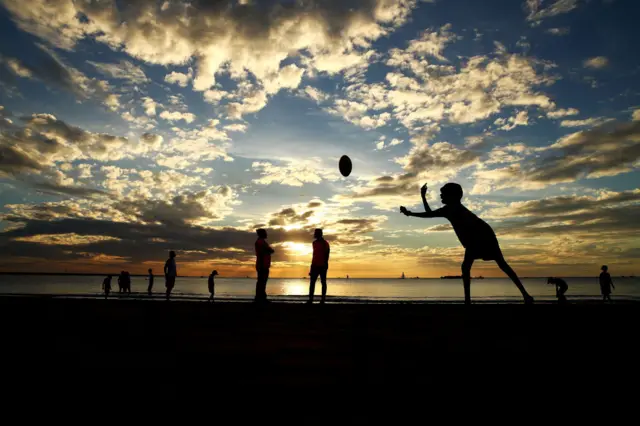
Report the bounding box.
[159,110,196,123]
[252,159,338,187]
[495,110,529,131]
[583,56,609,69]
[0,0,419,117]
[341,142,480,210]
[164,69,192,88]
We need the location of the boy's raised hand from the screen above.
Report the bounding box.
[420,183,428,198]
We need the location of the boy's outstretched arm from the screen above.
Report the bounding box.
[400,183,443,218]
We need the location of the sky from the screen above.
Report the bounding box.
[0,0,639,278]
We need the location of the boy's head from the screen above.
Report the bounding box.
[314,228,323,239]
[212,270,218,276]
[601,265,608,272]
[148,268,152,273]
[169,250,176,258]
[440,183,463,205]
[257,228,267,239]
[547,277,555,284]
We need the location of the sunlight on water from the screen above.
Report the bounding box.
[0,275,639,302]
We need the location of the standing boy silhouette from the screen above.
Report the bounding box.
[400,183,534,304]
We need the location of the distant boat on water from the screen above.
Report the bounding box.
[401,272,405,279]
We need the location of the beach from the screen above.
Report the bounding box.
[3,296,638,382]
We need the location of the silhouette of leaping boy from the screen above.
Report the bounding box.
[400,183,534,305]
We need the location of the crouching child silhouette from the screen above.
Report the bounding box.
[400,183,534,305]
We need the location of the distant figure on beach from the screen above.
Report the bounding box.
[255,229,274,303]
[102,275,112,299]
[599,265,614,302]
[208,270,218,302]
[308,228,330,304]
[124,271,131,294]
[164,251,177,301]
[400,183,534,305]
[147,268,154,296]
[118,271,125,293]
[547,277,568,304]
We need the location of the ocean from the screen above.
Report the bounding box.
[1,275,638,302]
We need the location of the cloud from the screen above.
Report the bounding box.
[87,60,149,84]
[487,189,640,239]
[159,110,196,123]
[525,0,581,23]
[12,233,120,246]
[474,119,640,191]
[164,69,192,88]
[1,45,120,111]
[633,109,640,122]
[223,123,248,133]
[375,137,403,151]
[142,97,159,117]
[252,159,338,187]
[560,117,607,127]
[583,56,609,69]
[1,0,418,106]
[341,142,480,210]
[303,86,329,103]
[545,27,570,35]
[547,107,579,119]
[496,110,529,131]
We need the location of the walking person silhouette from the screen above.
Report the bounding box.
[400,183,534,304]
[255,229,274,303]
[208,270,218,302]
[599,265,614,302]
[102,275,112,299]
[164,251,177,301]
[308,228,330,304]
[147,268,154,296]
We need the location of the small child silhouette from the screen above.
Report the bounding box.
[400,183,534,304]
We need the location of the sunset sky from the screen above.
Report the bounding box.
[1,0,639,278]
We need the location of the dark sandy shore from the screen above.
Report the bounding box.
[2,296,638,382]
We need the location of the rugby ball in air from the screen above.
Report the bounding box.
[339,155,352,177]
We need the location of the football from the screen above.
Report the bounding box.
[339,155,352,177]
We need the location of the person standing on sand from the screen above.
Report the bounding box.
[164,251,177,301]
[400,183,534,305]
[124,271,131,294]
[118,271,125,293]
[255,229,274,303]
[147,268,154,296]
[599,265,614,302]
[547,277,568,304]
[102,275,112,299]
[208,270,218,302]
[308,228,330,305]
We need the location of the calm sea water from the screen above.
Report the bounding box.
[0,275,638,302]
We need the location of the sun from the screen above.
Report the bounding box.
[282,241,313,256]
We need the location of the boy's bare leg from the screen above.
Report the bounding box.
[496,257,533,303]
[461,252,474,305]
